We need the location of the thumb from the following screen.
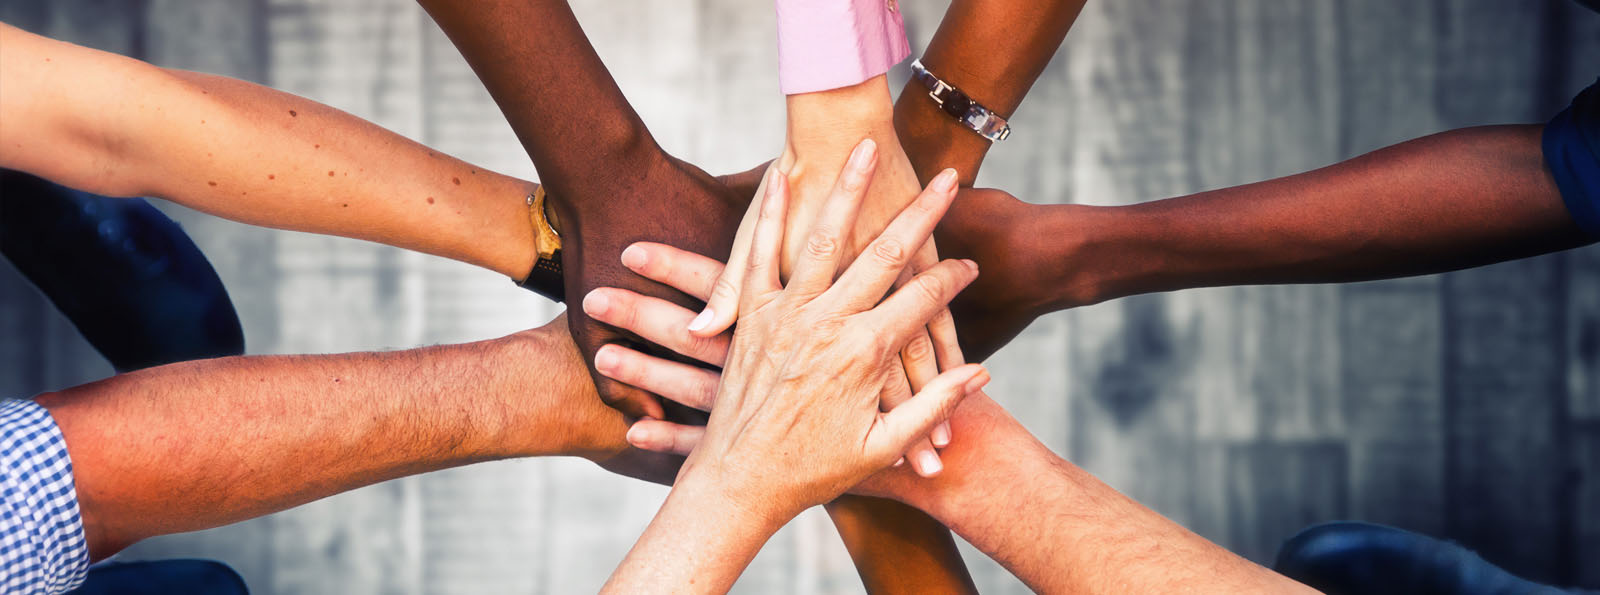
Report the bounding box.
[690,165,770,337]
[872,364,988,461]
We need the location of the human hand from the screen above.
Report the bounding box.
[598,143,987,516]
[689,138,964,476]
[548,155,763,421]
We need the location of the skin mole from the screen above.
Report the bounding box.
[328,171,335,177]
[268,174,275,180]
[452,177,460,185]
[288,109,297,117]
[427,197,435,205]
[207,181,217,186]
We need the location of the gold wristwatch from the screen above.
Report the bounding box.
[517,186,565,302]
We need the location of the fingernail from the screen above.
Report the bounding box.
[581,290,610,316]
[931,423,952,448]
[932,168,958,193]
[849,138,877,170]
[962,259,979,272]
[621,244,649,270]
[594,346,619,373]
[893,457,906,467]
[964,370,990,394]
[917,451,943,476]
[626,424,651,447]
[687,308,714,332]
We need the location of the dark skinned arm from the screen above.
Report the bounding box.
[1031,124,1589,310]
[415,2,977,592]
[889,0,1089,361]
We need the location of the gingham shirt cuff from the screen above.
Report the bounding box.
[0,399,89,594]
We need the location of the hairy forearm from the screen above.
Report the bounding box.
[0,24,537,279]
[418,0,663,199]
[877,396,1306,593]
[895,0,1086,186]
[1047,125,1587,309]
[36,320,600,560]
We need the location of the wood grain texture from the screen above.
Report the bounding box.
[2,0,1598,592]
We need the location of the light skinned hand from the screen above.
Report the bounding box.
[685,139,966,476]
[589,142,985,515]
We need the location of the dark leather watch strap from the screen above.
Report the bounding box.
[518,253,565,303]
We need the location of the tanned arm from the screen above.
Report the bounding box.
[36,314,677,561]
[0,23,538,280]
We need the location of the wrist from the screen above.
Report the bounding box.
[893,79,994,186]
[784,75,897,155]
[674,464,794,537]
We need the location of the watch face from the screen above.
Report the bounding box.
[941,88,973,120]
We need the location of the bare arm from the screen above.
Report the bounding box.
[859,394,1315,594]
[895,0,1087,186]
[1040,125,1587,310]
[0,23,537,279]
[36,314,642,561]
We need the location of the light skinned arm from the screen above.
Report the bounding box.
[603,140,983,593]
[0,22,538,280]
[580,246,1318,594]
[36,314,674,561]
[1035,124,1588,310]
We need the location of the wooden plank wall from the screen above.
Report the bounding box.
[0,0,1596,592]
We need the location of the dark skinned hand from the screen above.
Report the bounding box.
[548,155,768,420]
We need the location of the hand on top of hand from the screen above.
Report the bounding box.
[548,153,765,422]
[680,136,966,477]
[586,138,988,515]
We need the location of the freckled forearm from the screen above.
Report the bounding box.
[125,70,539,278]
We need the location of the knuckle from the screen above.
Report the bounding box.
[871,239,907,267]
[711,277,740,302]
[903,334,936,364]
[803,229,839,260]
[912,274,947,303]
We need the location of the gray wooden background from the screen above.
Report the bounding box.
[2,0,1597,592]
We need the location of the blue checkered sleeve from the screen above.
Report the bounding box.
[0,399,88,594]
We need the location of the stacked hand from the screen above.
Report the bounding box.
[587,140,987,505]
[549,153,766,421]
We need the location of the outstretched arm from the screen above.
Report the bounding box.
[0,23,538,280]
[1032,124,1587,311]
[37,314,665,561]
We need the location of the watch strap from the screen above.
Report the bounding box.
[517,186,565,302]
[909,59,1012,142]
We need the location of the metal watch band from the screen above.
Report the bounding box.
[909,59,1012,142]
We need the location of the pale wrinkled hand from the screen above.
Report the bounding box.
[587,142,984,512]
[686,139,966,476]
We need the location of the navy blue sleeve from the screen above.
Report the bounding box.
[1544,78,1600,237]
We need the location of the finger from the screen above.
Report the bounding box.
[924,305,966,447]
[873,364,990,465]
[877,365,944,476]
[570,321,666,420]
[786,138,876,297]
[898,329,949,448]
[688,165,772,337]
[594,344,720,411]
[621,242,726,303]
[866,258,979,344]
[584,288,730,365]
[626,419,706,456]
[742,167,789,306]
[825,168,959,313]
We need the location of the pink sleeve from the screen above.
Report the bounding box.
[775,0,911,95]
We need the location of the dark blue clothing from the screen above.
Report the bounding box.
[1274,522,1576,595]
[1546,79,1600,236]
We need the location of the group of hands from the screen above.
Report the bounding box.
[578,137,989,517]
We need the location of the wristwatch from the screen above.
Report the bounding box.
[909,59,1011,142]
[516,186,566,302]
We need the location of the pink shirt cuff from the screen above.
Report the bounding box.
[775,0,911,95]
